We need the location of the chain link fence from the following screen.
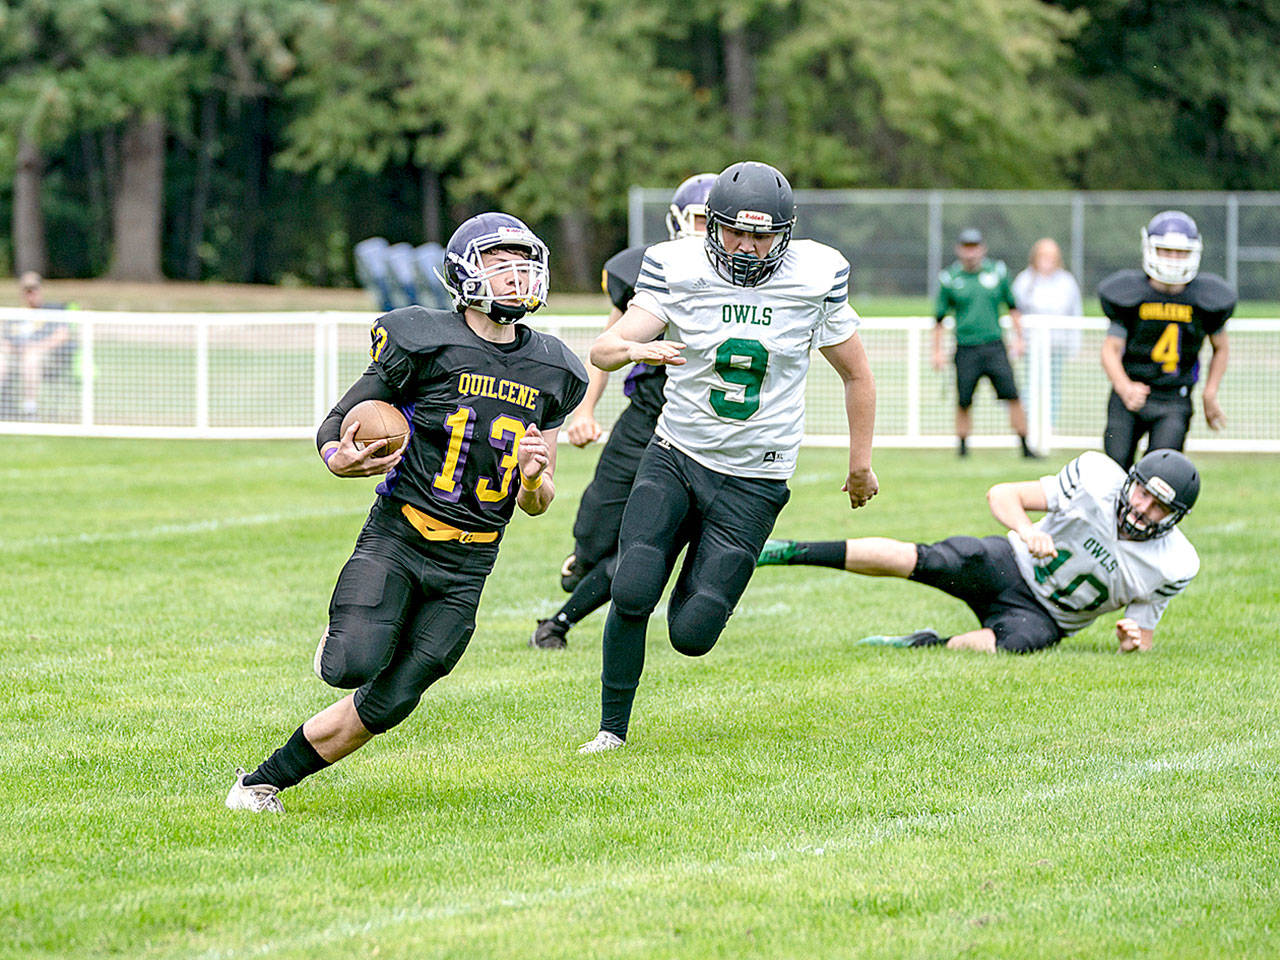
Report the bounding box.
[629,188,1280,303]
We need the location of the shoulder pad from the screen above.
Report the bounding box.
[376,306,468,353]
[1186,273,1238,315]
[526,329,590,383]
[603,245,647,286]
[1097,270,1151,308]
[602,245,648,310]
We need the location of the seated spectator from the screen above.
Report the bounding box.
[1,272,74,420]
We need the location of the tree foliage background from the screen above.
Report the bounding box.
[2,0,1277,288]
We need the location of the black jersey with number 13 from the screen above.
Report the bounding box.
[370,307,588,531]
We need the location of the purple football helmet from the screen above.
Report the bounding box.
[1142,210,1202,285]
[665,173,716,240]
[439,212,549,324]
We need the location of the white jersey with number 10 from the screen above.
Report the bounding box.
[1008,451,1199,634]
[629,235,858,479]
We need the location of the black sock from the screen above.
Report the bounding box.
[958,437,968,456]
[600,606,649,740]
[1019,435,1032,454]
[792,540,848,569]
[558,562,614,625]
[244,725,332,790]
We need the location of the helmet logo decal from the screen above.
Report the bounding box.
[1145,475,1175,504]
[734,210,774,230]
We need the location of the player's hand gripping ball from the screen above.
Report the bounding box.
[341,400,410,454]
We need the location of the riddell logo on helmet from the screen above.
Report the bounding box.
[1146,475,1176,503]
[734,210,774,229]
[496,227,528,240]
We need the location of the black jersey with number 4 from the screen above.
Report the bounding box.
[1098,269,1235,390]
[371,307,588,531]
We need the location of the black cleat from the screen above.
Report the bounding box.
[530,617,569,650]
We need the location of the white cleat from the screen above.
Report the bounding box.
[225,767,284,813]
[578,730,625,754]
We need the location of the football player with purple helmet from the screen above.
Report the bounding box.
[1099,210,1234,468]
[226,212,586,812]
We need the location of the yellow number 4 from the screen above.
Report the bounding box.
[1151,322,1180,373]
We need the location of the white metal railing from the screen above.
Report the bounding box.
[1,308,1276,453]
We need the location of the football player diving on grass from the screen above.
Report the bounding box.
[757,449,1200,654]
[227,213,587,813]
[1099,210,1234,469]
[577,160,879,754]
[530,173,716,651]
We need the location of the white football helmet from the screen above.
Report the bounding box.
[1141,210,1202,285]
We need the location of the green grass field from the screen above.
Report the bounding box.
[3,440,1279,959]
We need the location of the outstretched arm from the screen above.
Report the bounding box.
[590,304,683,371]
[986,480,1054,557]
[1115,617,1155,653]
[1102,335,1149,411]
[820,333,878,509]
[566,306,623,446]
[1201,331,1229,430]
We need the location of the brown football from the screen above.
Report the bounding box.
[341,399,410,454]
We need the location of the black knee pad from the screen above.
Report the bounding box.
[355,657,451,734]
[667,592,732,657]
[318,625,394,689]
[611,544,669,618]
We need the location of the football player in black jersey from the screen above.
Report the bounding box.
[528,174,716,651]
[226,213,588,813]
[1099,210,1234,468]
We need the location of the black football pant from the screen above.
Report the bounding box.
[318,499,497,733]
[1103,389,1192,469]
[598,440,789,739]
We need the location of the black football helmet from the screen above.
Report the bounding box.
[704,161,796,287]
[438,212,549,324]
[1116,449,1200,541]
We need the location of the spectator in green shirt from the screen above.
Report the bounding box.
[933,229,1038,458]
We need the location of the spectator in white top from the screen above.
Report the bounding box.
[1012,238,1083,427]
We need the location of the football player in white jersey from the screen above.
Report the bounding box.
[758,449,1200,654]
[578,161,879,753]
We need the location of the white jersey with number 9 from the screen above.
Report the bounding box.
[630,235,858,479]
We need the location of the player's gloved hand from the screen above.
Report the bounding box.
[1203,393,1227,431]
[1115,617,1143,653]
[1117,380,1150,412]
[629,340,686,366]
[843,467,879,509]
[1019,526,1057,559]
[324,422,407,477]
[566,412,601,447]
[516,424,551,484]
